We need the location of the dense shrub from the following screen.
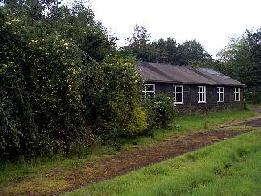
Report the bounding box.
[82,55,148,140]
[0,1,152,161]
[0,12,37,159]
[143,94,176,129]
[0,12,91,159]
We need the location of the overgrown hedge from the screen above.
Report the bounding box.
[143,94,176,129]
[82,56,148,140]
[0,11,149,160]
[0,11,91,159]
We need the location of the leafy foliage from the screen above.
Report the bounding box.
[82,55,147,139]
[177,40,212,65]
[0,0,130,160]
[47,1,115,62]
[143,94,176,129]
[122,25,212,65]
[0,9,93,159]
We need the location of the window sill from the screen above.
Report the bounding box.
[198,101,206,104]
[174,102,183,105]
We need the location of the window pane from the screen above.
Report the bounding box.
[199,93,202,102]
[198,91,206,102]
[176,86,182,93]
[198,86,205,93]
[146,84,154,91]
[176,93,182,102]
[218,87,224,93]
[220,93,224,102]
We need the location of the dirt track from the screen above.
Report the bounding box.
[50,129,253,195]
[54,117,261,195]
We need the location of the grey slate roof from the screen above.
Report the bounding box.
[138,62,244,86]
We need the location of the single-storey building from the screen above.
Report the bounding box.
[138,62,245,113]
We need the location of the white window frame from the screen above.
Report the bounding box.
[173,85,183,104]
[217,87,224,102]
[198,86,206,103]
[142,83,155,98]
[234,87,241,101]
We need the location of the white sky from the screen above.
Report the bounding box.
[88,0,261,58]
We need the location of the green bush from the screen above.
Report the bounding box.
[0,12,91,159]
[82,55,148,139]
[143,94,176,129]
[0,2,152,161]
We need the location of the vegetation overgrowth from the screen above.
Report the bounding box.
[143,94,176,129]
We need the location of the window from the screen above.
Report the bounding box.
[217,87,224,102]
[234,87,240,101]
[198,86,206,103]
[142,84,155,98]
[173,85,183,104]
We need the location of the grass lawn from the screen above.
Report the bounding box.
[0,109,258,194]
[121,109,257,150]
[66,130,261,196]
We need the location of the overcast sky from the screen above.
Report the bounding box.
[89,0,261,58]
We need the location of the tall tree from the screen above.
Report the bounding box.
[216,28,261,102]
[47,0,116,62]
[122,25,158,62]
[1,0,60,20]
[1,0,116,62]
[177,40,212,65]
[152,38,179,64]
[123,25,212,65]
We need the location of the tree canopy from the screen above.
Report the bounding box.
[122,25,212,65]
[201,28,261,103]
